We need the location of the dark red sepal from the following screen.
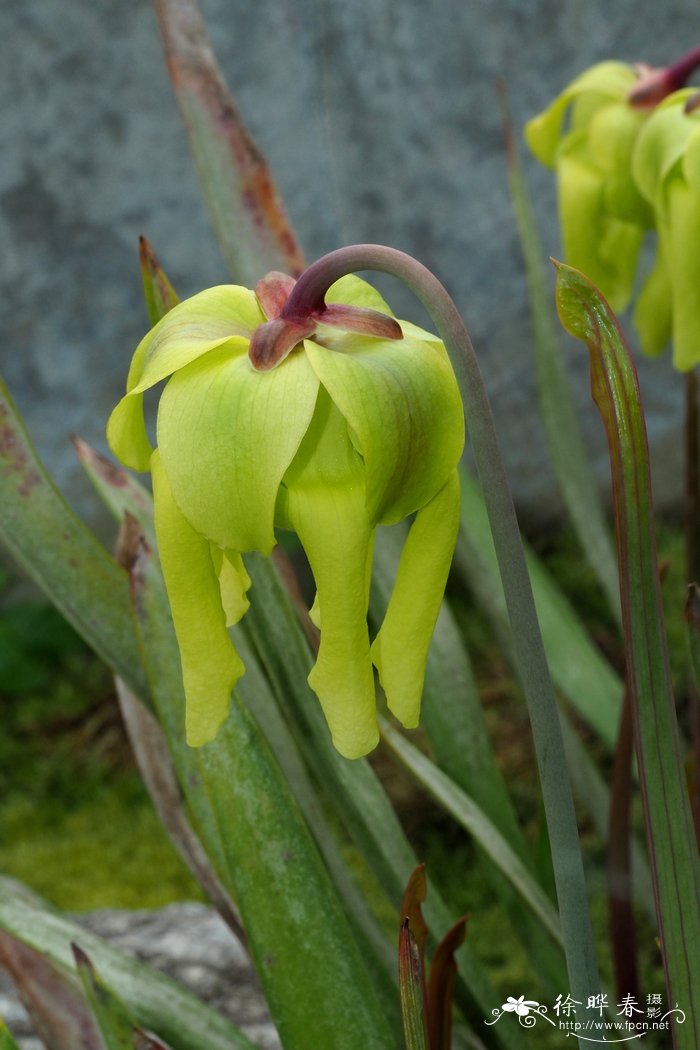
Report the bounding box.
[314,303,402,340]
[248,317,316,371]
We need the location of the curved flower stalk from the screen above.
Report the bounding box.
[107,269,464,759]
[525,61,653,311]
[632,89,700,370]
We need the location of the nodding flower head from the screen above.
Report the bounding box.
[631,89,700,370]
[525,61,653,312]
[107,270,464,758]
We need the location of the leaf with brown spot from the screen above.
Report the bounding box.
[153,0,305,283]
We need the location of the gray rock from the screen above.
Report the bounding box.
[0,0,696,531]
[0,902,280,1049]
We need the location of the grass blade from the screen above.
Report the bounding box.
[555,260,700,1048]
[153,0,305,283]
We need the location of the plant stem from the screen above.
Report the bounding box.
[285,244,601,1015]
[629,44,700,107]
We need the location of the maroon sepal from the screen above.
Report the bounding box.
[255,271,297,320]
[250,268,403,370]
[248,316,315,371]
[314,303,402,340]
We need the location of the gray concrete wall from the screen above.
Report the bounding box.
[1,0,697,535]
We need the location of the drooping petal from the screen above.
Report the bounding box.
[107,285,262,471]
[371,470,460,728]
[151,450,244,746]
[634,240,672,358]
[664,174,700,371]
[632,89,699,204]
[157,344,319,554]
[132,285,263,392]
[211,546,251,626]
[587,102,652,225]
[557,142,642,312]
[106,390,153,472]
[304,334,463,525]
[279,388,378,759]
[525,62,637,167]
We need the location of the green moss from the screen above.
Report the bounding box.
[0,582,205,911]
[0,777,205,910]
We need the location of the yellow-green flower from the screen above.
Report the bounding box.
[107,273,464,759]
[631,89,700,370]
[525,61,653,311]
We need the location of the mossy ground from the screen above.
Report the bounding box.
[0,580,204,909]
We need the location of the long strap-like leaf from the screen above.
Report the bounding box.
[555,261,700,1049]
[152,0,305,284]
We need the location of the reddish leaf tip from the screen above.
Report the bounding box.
[70,942,92,971]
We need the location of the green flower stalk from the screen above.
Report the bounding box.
[525,61,653,311]
[107,267,464,758]
[632,89,700,370]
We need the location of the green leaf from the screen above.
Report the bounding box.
[153,0,305,283]
[0,378,148,701]
[555,260,700,1048]
[73,944,136,1050]
[0,880,255,1050]
[398,920,430,1050]
[0,1020,21,1050]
